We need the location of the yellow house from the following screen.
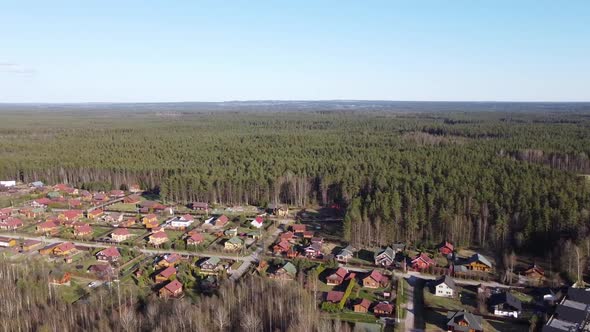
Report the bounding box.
[224,237,243,251]
[0,236,17,247]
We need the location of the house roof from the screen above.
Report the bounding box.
[338,245,354,256]
[439,241,454,251]
[216,215,229,224]
[97,246,120,258]
[489,292,522,311]
[89,209,103,216]
[188,233,204,242]
[227,236,243,245]
[567,287,590,305]
[374,302,394,313]
[280,262,297,277]
[432,275,457,291]
[334,267,348,278]
[144,213,157,220]
[192,202,209,208]
[181,214,194,221]
[112,228,130,236]
[412,253,435,265]
[158,266,177,278]
[365,270,384,283]
[163,253,181,264]
[62,210,83,219]
[150,231,168,239]
[74,224,92,233]
[326,291,345,303]
[55,242,75,252]
[555,299,590,324]
[275,240,291,251]
[291,224,306,232]
[39,220,58,229]
[163,279,183,293]
[202,256,221,266]
[356,298,371,309]
[446,311,483,331]
[376,247,395,260]
[467,253,492,268]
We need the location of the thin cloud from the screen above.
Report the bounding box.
[0,62,37,75]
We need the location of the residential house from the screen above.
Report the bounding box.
[21,239,42,251]
[123,194,141,204]
[446,311,484,332]
[37,220,59,234]
[148,231,169,246]
[271,262,297,280]
[373,302,394,316]
[79,190,93,201]
[157,253,182,268]
[363,270,386,289]
[287,247,299,258]
[224,228,238,237]
[53,242,76,256]
[200,257,222,274]
[59,210,83,222]
[159,279,183,298]
[462,253,493,272]
[165,214,194,229]
[273,240,291,255]
[47,191,62,199]
[96,246,121,263]
[247,230,261,239]
[431,275,457,297]
[109,190,125,198]
[186,232,205,246]
[438,241,454,256]
[104,212,124,224]
[33,198,52,208]
[74,224,93,237]
[129,184,142,193]
[143,214,160,229]
[375,247,395,266]
[155,266,177,283]
[88,209,104,219]
[31,181,44,188]
[304,242,322,258]
[303,231,314,239]
[250,216,264,228]
[326,267,348,286]
[489,292,522,318]
[191,202,209,212]
[280,231,295,242]
[208,215,229,228]
[523,264,545,282]
[291,224,306,235]
[336,245,354,262]
[0,237,17,247]
[325,291,345,303]
[93,193,108,202]
[111,228,133,242]
[411,253,435,270]
[224,236,243,251]
[48,270,71,285]
[88,264,114,279]
[354,299,371,313]
[38,243,60,255]
[68,199,82,208]
[268,203,288,217]
[0,217,23,230]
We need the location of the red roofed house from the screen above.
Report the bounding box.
[74,224,93,237]
[88,209,104,219]
[157,253,182,268]
[123,194,141,204]
[523,264,545,283]
[363,270,386,289]
[0,217,23,230]
[149,231,169,246]
[37,220,59,235]
[291,224,306,234]
[280,231,294,242]
[354,299,372,313]
[33,198,52,207]
[411,253,435,270]
[251,216,264,228]
[325,291,345,303]
[438,241,454,256]
[159,279,183,298]
[155,266,177,283]
[326,267,349,286]
[96,246,121,262]
[53,242,76,256]
[186,232,205,246]
[273,240,291,255]
[109,190,125,198]
[373,302,394,316]
[111,228,133,242]
[68,199,82,208]
[59,210,83,222]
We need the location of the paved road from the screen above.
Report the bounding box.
[404,278,416,332]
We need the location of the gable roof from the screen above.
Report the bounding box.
[163,279,183,293]
[97,246,120,258]
[158,266,177,278]
[280,262,297,277]
[567,287,590,305]
[112,228,130,236]
[376,247,395,260]
[55,242,75,252]
[555,299,590,324]
[467,253,492,268]
[489,292,522,311]
[202,256,221,266]
[373,302,394,313]
[227,236,243,245]
[365,270,384,283]
[412,253,435,265]
[356,298,371,309]
[432,275,457,291]
[326,291,345,303]
[446,311,483,331]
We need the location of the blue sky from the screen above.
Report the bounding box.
[1,1,589,102]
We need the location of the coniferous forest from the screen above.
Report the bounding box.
[1,105,590,258]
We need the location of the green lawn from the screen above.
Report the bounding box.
[107,203,138,212]
[324,311,380,324]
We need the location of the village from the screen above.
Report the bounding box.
[0,180,588,332]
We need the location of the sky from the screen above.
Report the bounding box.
[0,1,589,103]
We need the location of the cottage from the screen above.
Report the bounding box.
[37,220,59,234]
[88,209,104,219]
[129,184,142,193]
[200,257,222,274]
[31,181,44,188]
[186,232,205,246]
[93,193,108,202]
[148,231,169,246]
[363,270,386,289]
[411,253,435,270]
[74,224,93,237]
[523,264,545,282]
[208,215,229,228]
[159,279,183,298]
[268,203,288,217]
[304,242,322,258]
[462,253,493,272]
[165,214,194,229]
[354,299,371,313]
[47,191,62,199]
[280,231,295,242]
[375,247,395,266]
[302,231,314,239]
[111,228,133,242]
[336,245,354,262]
[142,214,158,226]
[326,267,348,286]
[287,247,299,258]
[109,190,125,198]
[191,202,209,212]
[48,270,71,285]
[431,275,457,297]
[250,216,264,229]
[33,198,52,207]
[96,246,121,263]
[157,253,182,268]
[53,242,76,256]
[446,311,483,332]
[0,217,23,230]
[224,236,243,251]
[123,194,141,204]
[247,230,261,239]
[438,241,454,256]
[21,239,42,251]
[155,266,177,283]
[59,210,83,222]
[373,302,394,316]
[291,224,306,234]
[271,262,297,280]
[68,199,82,208]
[489,292,522,318]
[273,240,291,255]
[325,291,345,303]
[80,190,93,201]
[224,228,238,237]
[0,237,17,247]
[38,243,60,255]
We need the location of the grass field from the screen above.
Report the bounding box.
[107,203,138,212]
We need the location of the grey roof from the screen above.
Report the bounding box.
[391,243,406,251]
[489,292,522,311]
[446,311,483,332]
[281,262,297,277]
[337,245,354,257]
[432,275,457,291]
[555,299,590,324]
[227,236,243,245]
[567,287,590,305]
[376,247,395,260]
[466,253,492,268]
[543,318,580,332]
[202,257,221,266]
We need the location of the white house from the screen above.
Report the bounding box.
[250,216,264,229]
[165,214,195,229]
[432,275,456,297]
[489,292,522,318]
[0,181,16,187]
